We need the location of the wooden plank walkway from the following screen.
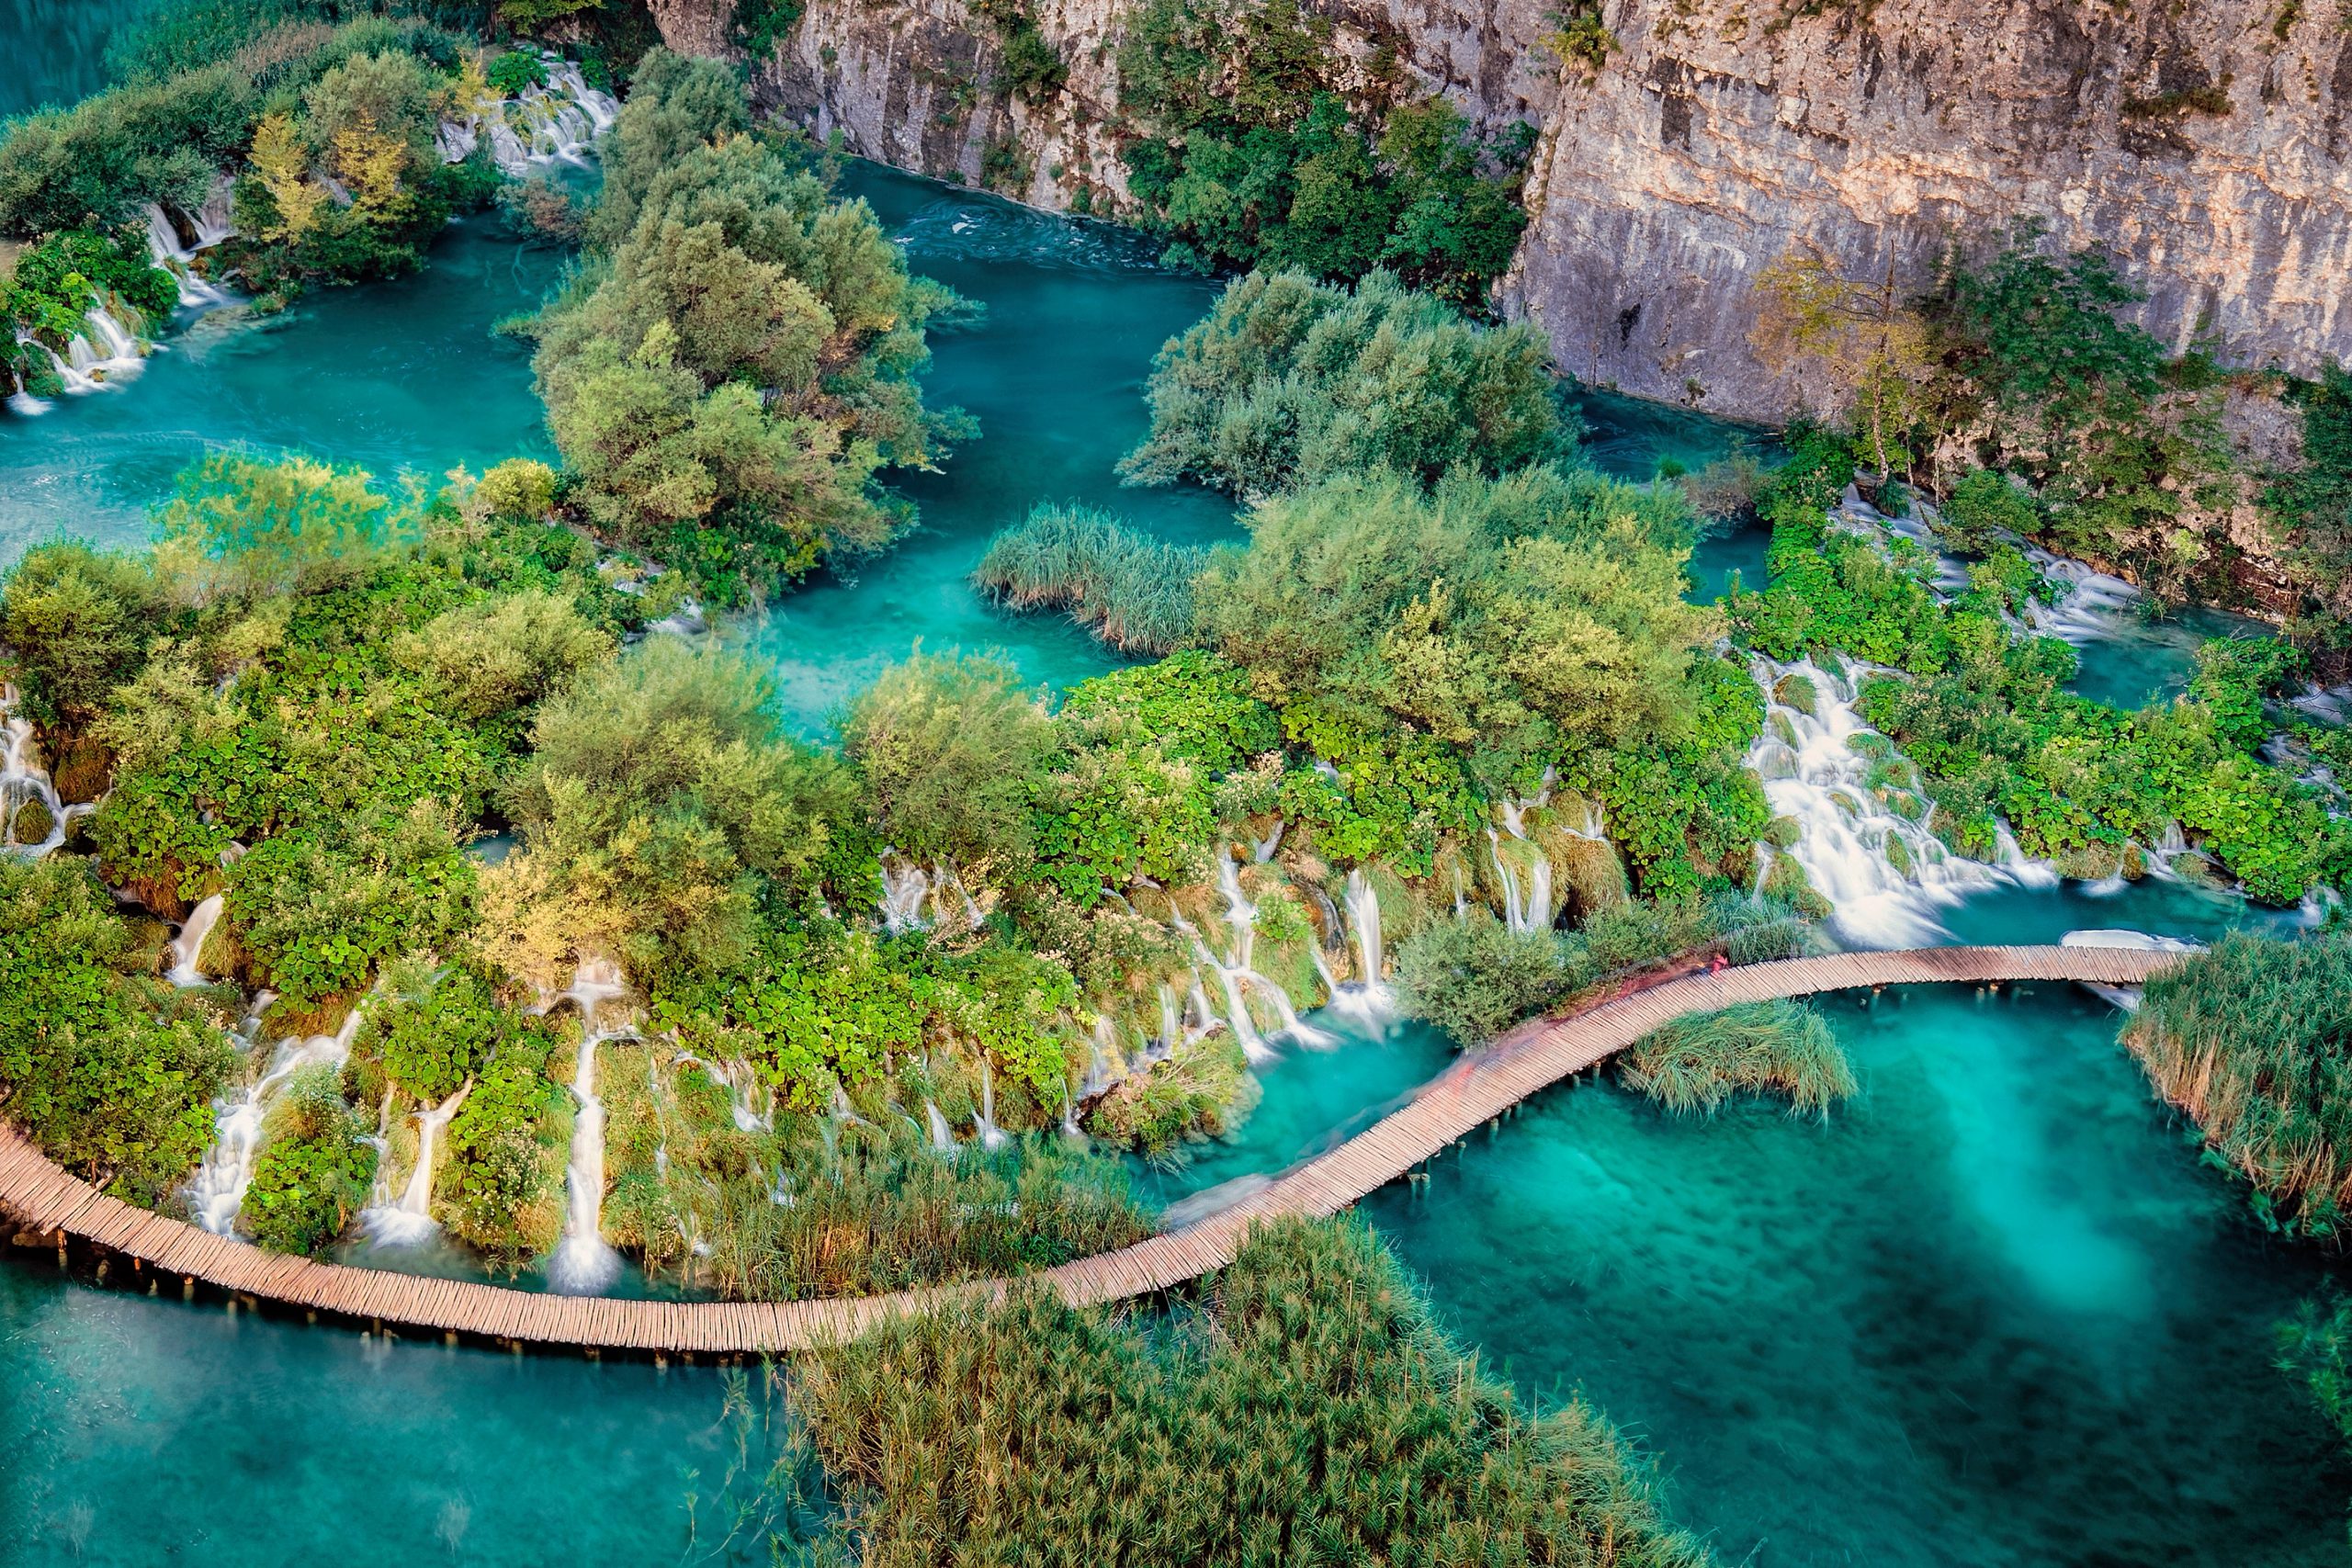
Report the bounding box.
[0,943,2178,1351]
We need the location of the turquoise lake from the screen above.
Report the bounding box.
[4,33,2346,1564]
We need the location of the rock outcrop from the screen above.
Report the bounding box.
[650,0,2352,424]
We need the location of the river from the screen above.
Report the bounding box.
[2,47,2343,1567]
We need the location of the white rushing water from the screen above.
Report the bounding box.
[1748,655,2049,947]
[545,959,628,1295]
[187,1004,362,1237]
[475,57,620,175]
[0,689,91,856]
[359,1082,472,1247]
[166,895,225,987]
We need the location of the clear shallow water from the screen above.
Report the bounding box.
[0,1255,775,1566]
[2064,602,2279,712]
[0,218,563,558]
[1368,984,2350,1568]
[746,164,1239,730]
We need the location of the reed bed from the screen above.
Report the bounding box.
[972,503,1210,655]
[2126,931,2352,1239]
[1620,999,1856,1118]
[699,1117,1153,1301]
[775,1215,1714,1567]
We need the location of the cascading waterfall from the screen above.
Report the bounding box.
[1486,826,1555,936]
[1748,655,2037,946]
[166,895,225,987]
[2018,547,2146,646]
[1325,868,1393,1024]
[546,960,628,1295]
[467,57,620,175]
[187,1004,363,1236]
[923,1100,956,1154]
[972,1057,1012,1151]
[359,1081,472,1247]
[0,691,90,855]
[877,856,931,935]
[141,200,232,309]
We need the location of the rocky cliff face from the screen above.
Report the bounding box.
[1507,0,2352,419]
[651,0,2352,424]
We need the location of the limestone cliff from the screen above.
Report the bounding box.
[650,0,2352,424]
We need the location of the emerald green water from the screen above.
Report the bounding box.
[0,1258,783,1565]
[0,219,562,558]
[749,165,1238,730]
[1367,984,2350,1566]
[0,0,156,118]
[3,42,2344,1557]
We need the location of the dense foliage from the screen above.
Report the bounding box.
[1120,268,1569,497]
[758,1216,1713,1565]
[1754,222,2237,602]
[527,51,965,604]
[1116,0,1534,304]
[1396,894,1805,1045]
[0,857,235,1205]
[1729,431,2349,901]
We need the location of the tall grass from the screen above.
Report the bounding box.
[972,502,1210,655]
[699,1117,1152,1301]
[1620,999,1856,1118]
[766,1215,1714,1567]
[2126,931,2352,1239]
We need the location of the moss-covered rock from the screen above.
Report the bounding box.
[1882,831,1914,879]
[1772,671,1817,715]
[10,798,53,845]
[1763,852,1834,920]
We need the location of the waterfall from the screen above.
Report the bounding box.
[973,1057,1011,1151]
[677,1052,768,1132]
[478,57,621,176]
[359,1082,472,1247]
[141,202,232,309]
[1158,987,1182,1058]
[878,856,931,935]
[1252,818,1285,863]
[1748,656,2028,947]
[167,895,225,987]
[546,960,628,1295]
[0,691,90,856]
[187,1005,364,1236]
[1204,959,1273,1063]
[924,1100,956,1154]
[1322,868,1394,1026]
[2018,547,2145,646]
[1486,827,1555,935]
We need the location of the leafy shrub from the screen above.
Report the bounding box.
[224,800,481,1010]
[1396,908,1572,1043]
[0,856,235,1204]
[1120,269,1568,496]
[1118,0,1535,303]
[485,50,548,96]
[243,1062,376,1253]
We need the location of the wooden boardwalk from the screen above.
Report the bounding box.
[0,943,2178,1352]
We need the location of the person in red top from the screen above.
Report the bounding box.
[1708,951,1729,975]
